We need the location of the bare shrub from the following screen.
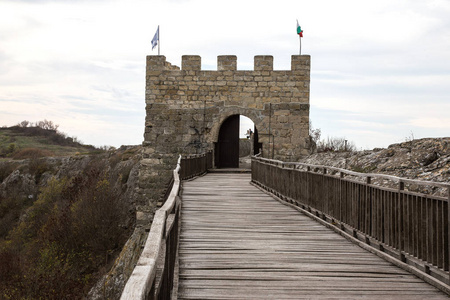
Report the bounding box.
[308,122,321,153]
[18,120,30,128]
[36,119,59,131]
[317,137,356,152]
[12,148,54,159]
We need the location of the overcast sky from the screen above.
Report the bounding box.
[1,0,449,150]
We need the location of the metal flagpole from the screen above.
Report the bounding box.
[268,103,272,159]
[299,35,301,55]
[296,20,302,55]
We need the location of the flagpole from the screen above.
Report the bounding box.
[299,35,301,55]
[296,20,302,55]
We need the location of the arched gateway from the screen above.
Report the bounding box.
[143,55,311,165]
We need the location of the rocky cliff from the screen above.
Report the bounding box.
[0,146,143,299]
[299,138,450,197]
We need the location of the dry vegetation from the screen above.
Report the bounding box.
[0,160,130,298]
[0,121,138,299]
[0,120,102,159]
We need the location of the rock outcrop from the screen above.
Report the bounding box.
[299,138,450,197]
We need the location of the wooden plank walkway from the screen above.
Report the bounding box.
[177,173,448,299]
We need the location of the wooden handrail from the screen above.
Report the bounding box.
[253,156,450,190]
[120,155,181,300]
[251,155,450,291]
[121,152,212,299]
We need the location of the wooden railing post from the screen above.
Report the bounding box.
[306,166,311,207]
[399,181,406,262]
[322,167,327,213]
[366,176,372,239]
[339,171,344,222]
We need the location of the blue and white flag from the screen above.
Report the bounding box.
[151,26,159,50]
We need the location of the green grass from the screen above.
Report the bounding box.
[0,128,103,159]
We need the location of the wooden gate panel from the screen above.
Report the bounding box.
[217,115,239,168]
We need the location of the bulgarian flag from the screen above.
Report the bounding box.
[297,20,303,37]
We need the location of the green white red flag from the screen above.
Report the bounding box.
[297,20,303,37]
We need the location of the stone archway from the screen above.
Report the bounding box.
[213,114,262,168]
[209,108,263,142]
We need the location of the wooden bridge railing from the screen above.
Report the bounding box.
[180,151,213,180]
[252,156,450,288]
[121,151,212,300]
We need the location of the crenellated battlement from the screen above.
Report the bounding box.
[146,55,310,73]
[144,54,311,163]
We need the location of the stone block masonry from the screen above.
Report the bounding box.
[144,54,311,161]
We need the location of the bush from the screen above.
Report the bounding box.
[308,122,321,153]
[12,148,54,159]
[18,120,30,128]
[0,194,29,238]
[0,143,18,157]
[29,158,53,183]
[0,162,18,183]
[317,137,356,153]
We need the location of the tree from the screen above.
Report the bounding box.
[36,119,59,131]
[308,122,321,153]
[18,120,30,128]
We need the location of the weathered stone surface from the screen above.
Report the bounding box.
[87,227,148,300]
[299,138,450,197]
[144,55,311,161]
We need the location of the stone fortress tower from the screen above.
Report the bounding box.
[144,55,311,163]
[138,55,311,222]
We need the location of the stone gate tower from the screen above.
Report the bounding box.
[144,55,311,162]
[137,54,310,224]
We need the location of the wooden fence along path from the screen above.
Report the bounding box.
[177,173,448,299]
[121,153,212,300]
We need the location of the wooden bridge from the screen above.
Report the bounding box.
[121,153,450,299]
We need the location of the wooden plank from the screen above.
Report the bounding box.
[177,173,448,299]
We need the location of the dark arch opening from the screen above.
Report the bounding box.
[215,115,261,168]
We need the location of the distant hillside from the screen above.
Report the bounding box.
[0,125,102,159]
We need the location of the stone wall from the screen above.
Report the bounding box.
[144,55,311,161]
[239,139,251,157]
